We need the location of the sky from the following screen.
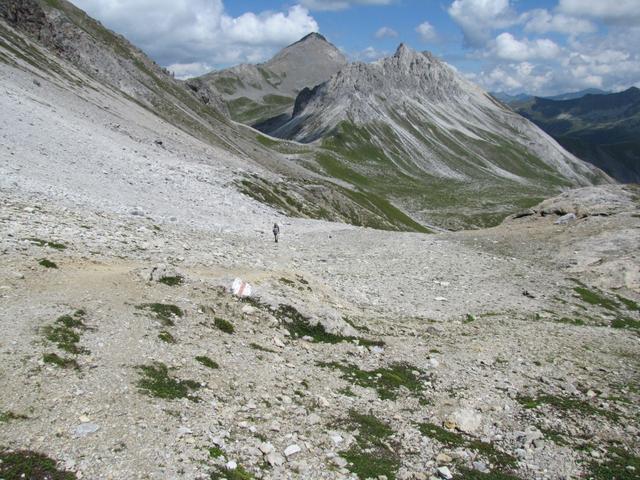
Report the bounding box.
[73,0,640,96]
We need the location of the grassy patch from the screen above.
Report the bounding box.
[516,394,619,421]
[339,410,399,480]
[557,317,586,326]
[26,238,67,250]
[0,411,28,423]
[612,317,640,331]
[587,447,640,480]
[214,317,235,334]
[158,276,183,286]
[616,295,639,312]
[136,362,200,401]
[195,356,219,369]
[208,446,224,458]
[572,284,620,311]
[43,310,88,356]
[419,423,517,471]
[42,353,79,369]
[135,303,184,326]
[38,258,58,269]
[0,449,76,479]
[319,361,425,401]
[276,304,383,347]
[210,465,254,480]
[158,330,176,344]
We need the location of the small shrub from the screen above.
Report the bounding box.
[214,317,235,334]
[159,276,183,286]
[0,411,28,423]
[208,446,224,458]
[26,238,67,250]
[210,465,254,480]
[39,259,58,269]
[43,353,79,369]
[158,330,176,343]
[136,303,184,326]
[195,356,219,369]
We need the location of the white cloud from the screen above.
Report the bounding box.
[74,0,319,73]
[522,9,597,36]
[415,21,437,42]
[448,0,518,46]
[558,0,640,25]
[299,0,395,11]
[352,46,389,61]
[490,33,561,61]
[375,26,398,39]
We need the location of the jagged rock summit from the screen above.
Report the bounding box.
[273,43,607,184]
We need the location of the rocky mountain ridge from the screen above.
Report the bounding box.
[189,32,347,127]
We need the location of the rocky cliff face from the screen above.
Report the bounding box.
[191,33,347,127]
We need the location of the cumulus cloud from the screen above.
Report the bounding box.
[489,33,561,61]
[558,0,640,25]
[448,0,518,46]
[415,22,437,42]
[375,26,398,39]
[74,0,319,76]
[522,9,597,36]
[299,0,395,11]
[353,46,389,61]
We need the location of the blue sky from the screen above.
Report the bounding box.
[75,0,640,95]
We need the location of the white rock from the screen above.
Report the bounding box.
[284,444,301,457]
[437,466,453,480]
[241,305,256,315]
[267,452,285,466]
[226,460,237,470]
[273,336,286,348]
[74,423,100,437]
[448,408,481,434]
[259,442,274,454]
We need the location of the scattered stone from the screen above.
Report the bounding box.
[284,444,301,458]
[74,423,100,437]
[437,466,453,480]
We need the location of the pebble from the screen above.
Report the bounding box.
[437,466,453,479]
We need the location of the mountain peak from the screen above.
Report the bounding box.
[288,32,328,48]
[394,43,414,57]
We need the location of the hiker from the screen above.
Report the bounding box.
[272,223,280,243]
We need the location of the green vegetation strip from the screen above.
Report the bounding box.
[0,449,76,479]
[318,361,425,401]
[339,410,399,480]
[214,317,235,334]
[419,423,517,471]
[275,304,383,347]
[26,238,67,250]
[588,447,640,480]
[195,356,219,369]
[516,393,619,421]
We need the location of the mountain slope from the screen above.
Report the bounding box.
[515,88,640,183]
[267,44,610,229]
[0,2,436,233]
[189,33,347,128]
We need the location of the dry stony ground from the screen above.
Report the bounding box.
[0,190,639,480]
[1,50,639,480]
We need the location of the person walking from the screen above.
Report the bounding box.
[272,223,280,243]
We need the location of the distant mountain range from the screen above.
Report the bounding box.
[0,0,613,231]
[511,88,640,183]
[491,89,610,104]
